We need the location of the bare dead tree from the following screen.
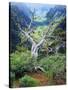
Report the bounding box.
[17,9,61,72]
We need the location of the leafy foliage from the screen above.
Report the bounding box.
[10,48,33,78]
[39,54,66,81]
[19,75,39,87]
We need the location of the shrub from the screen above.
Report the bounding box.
[10,50,33,78]
[19,75,39,87]
[39,54,66,81]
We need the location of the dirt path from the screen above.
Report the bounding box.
[12,71,50,87]
[27,71,49,86]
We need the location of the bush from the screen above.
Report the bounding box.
[19,75,39,87]
[39,54,66,81]
[10,50,33,78]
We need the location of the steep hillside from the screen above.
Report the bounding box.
[9,3,32,52]
[46,5,66,24]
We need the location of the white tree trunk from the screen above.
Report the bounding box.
[31,44,38,58]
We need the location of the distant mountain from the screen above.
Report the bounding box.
[25,3,55,17]
[46,5,66,24]
[11,3,32,27]
[9,3,32,52]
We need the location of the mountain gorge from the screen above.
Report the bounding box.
[9,3,66,87]
[9,3,66,53]
[9,3,32,52]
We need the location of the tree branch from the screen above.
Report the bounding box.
[18,24,36,45]
[27,8,35,30]
[36,35,46,47]
[36,20,60,48]
[27,29,35,34]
